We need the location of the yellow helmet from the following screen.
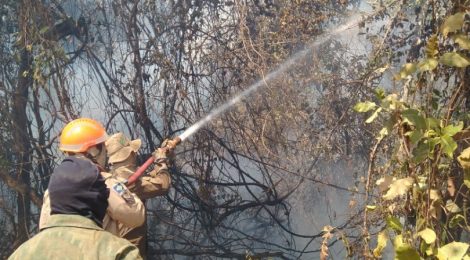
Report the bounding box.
[59,118,108,153]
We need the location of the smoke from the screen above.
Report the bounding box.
[178,14,365,142]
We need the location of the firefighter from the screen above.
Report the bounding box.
[9,154,141,259]
[105,132,172,258]
[39,118,145,236]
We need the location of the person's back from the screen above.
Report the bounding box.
[38,119,145,235]
[9,155,142,260]
[105,133,172,258]
[9,215,140,260]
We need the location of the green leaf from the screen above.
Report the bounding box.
[437,242,469,260]
[366,107,382,123]
[430,189,442,202]
[380,94,402,111]
[426,34,439,58]
[446,200,462,213]
[426,117,440,130]
[425,244,436,256]
[39,26,49,34]
[458,147,470,169]
[378,118,396,140]
[354,101,376,112]
[379,127,390,139]
[383,177,414,200]
[387,216,403,233]
[421,239,437,256]
[441,12,465,36]
[373,230,388,257]
[428,137,441,148]
[413,141,431,163]
[453,34,470,50]
[416,218,426,232]
[402,109,426,130]
[418,228,437,244]
[366,205,377,210]
[375,88,386,100]
[464,171,470,189]
[440,135,458,158]
[395,246,420,260]
[449,214,465,229]
[439,52,470,68]
[442,122,464,137]
[418,58,438,72]
[397,63,418,79]
[394,235,420,260]
[406,130,424,144]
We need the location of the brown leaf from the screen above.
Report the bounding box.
[320,242,329,260]
[349,199,357,208]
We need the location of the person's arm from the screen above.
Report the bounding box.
[133,165,171,200]
[130,145,173,200]
[104,174,145,228]
[116,245,143,260]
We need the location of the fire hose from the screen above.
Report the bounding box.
[125,136,181,185]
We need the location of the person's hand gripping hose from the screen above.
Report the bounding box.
[126,137,181,185]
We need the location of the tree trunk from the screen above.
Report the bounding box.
[12,0,33,244]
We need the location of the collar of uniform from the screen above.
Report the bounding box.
[42,214,103,231]
[70,154,106,172]
[101,171,112,179]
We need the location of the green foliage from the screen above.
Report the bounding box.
[402,109,426,130]
[449,214,466,229]
[437,242,469,260]
[392,13,470,82]
[453,34,470,50]
[439,52,470,68]
[465,171,470,189]
[418,58,438,72]
[373,231,388,258]
[352,10,470,259]
[417,228,436,244]
[425,35,439,58]
[366,107,382,124]
[442,122,464,137]
[440,12,465,36]
[354,101,377,112]
[394,235,420,260]
[396,63,417,79]
[458,147,470,169]
[440,134,458,158]
[386,216,403,233]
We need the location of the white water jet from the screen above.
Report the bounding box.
[179,14,363,141]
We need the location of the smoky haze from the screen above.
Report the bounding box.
[0,0,398,259]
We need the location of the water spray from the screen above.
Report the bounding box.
[178,14,363,142]
[126,5,398,184]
